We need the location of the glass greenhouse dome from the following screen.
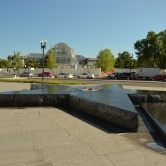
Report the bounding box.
[48,42,77,65]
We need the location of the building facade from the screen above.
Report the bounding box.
[7,42,97,68]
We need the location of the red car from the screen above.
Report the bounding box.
[151,75,166,81]
[38,72,53,77]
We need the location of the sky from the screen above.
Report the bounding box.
[0,0,166,60]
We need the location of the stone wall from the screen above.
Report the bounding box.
[0,94,69,107]
[128,94,166,104]
[69,94,138,132]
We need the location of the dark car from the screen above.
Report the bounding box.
[20,72,33,77]
[114,72,135,80]
[38,72,53,77]
[108,72,121,79]
[151,75,166,81]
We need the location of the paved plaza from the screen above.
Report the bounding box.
[0,82,166,165]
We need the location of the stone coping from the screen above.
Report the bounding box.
[128,94,166,104]
[0,94,69,107]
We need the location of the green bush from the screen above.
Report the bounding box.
[0,78,86,85]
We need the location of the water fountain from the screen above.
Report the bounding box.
[0,83,138,132]
[0,83,166,140]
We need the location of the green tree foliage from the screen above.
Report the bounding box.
[115,51,130,68]
[134,30,166,68]
[131,59,138,69]
[13,51,22,70]
[96,49,115,71]
[157,30,166,68]
[0,59,10,68]
[45,47,56,70]
[115,51,137,69]
[26,58,36,67]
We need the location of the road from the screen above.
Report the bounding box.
[1,77,166,92]
[62,78,166,91]
[43,77,166,90]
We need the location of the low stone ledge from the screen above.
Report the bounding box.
[43,94,69,106]
[69,94,138,132]
[128,94,166,104]
[14,94,43,107]
[0,95,14,107]
[128,94,148,104]
[0,94,69,107]
[30,83,46,90]
[147,94,166,102]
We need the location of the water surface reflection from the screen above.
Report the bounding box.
[142,103,166,137]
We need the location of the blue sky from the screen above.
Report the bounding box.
[0,0,166,60]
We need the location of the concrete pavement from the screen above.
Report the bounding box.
[0,82,166,165]
[0,106,165,165]
[0,82,31,92]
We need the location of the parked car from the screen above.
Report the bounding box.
[108,72,121,79]
[38,72,53,77]
[77,72,94,79]
[114,72,135,80]
[55,73,73,78]
[151,75,166,81]
[20,72,33,77]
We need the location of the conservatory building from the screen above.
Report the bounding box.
[7,42,96,68]
[48,42,78,66]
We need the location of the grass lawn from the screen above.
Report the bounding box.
[0,78,86,85]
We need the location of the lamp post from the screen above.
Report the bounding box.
[24,65,26,72]
[130,53,133,72]
[40,39,47,80]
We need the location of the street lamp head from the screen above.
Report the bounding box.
[40,39,47,49]
[40,39,47,43]
[130,53,133,59]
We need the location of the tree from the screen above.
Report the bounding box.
[96,49,115,71]
[157,30,166,68]
[114,51,137,69]
[115,51,130,68]
[26,58,36,67]
[131,59,138,69]
[0,59,10,68]
[45,47,56,70]
[13,51,22,71]
[134,30,166,68]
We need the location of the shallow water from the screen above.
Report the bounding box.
[0,84,136,112]
[141,102,166,136]
[1,83,166,95]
